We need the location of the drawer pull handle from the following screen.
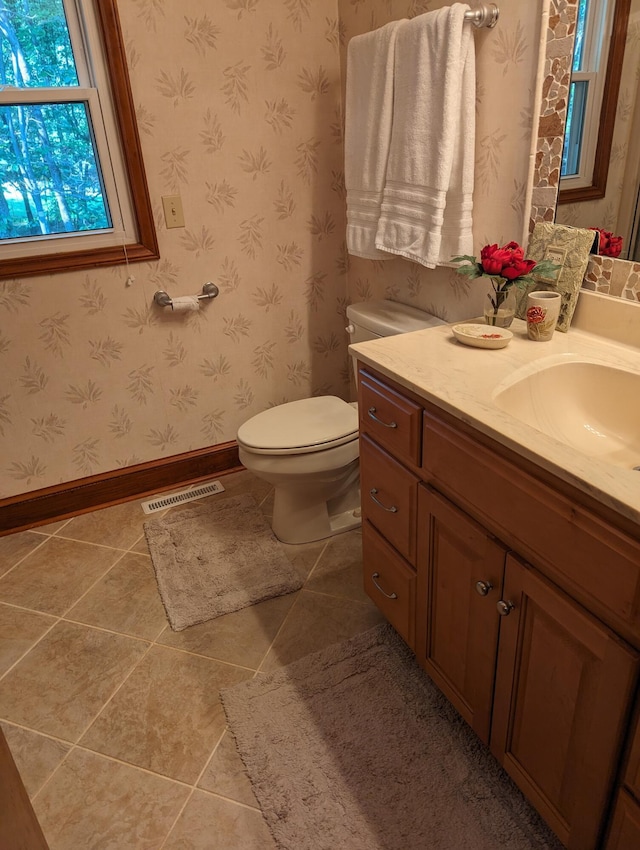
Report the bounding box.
[372,572,398,600]
[368,407,398,429]
[475,580,493,597]
[369,488,398,513]
[497,600,515,616]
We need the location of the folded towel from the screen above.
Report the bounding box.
[345,20,404,260]
[375,4,475,268]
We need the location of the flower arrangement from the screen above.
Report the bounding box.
[453,242,560,326]
[589,227,623,258]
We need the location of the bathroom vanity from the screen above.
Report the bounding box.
[350,313,640,850]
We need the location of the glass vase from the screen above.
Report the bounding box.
[484,285,516,328]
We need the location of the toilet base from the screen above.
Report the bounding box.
[271,468,361,545]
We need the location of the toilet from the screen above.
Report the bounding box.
[237,300,445,544]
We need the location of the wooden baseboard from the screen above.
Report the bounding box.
[0,442,242,536]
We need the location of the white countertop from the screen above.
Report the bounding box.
[350,318,640,529]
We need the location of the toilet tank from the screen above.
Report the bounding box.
[346,299,445,344]
[346,299,446,384]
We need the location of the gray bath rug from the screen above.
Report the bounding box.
[144,493,303,631]
[221,624,562,850]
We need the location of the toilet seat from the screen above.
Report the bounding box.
[237,396,358,456]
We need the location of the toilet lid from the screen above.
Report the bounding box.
[237,396,358,454]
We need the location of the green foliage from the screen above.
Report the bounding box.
[0,4,110,240]
[1,0,78,87]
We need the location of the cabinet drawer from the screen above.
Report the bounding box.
[423,412,640,643]
[359,370,422,467]
[360,435,419,563]
[362,521,416,650]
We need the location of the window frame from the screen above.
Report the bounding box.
[0,0,158,279]
[559,0,632,205]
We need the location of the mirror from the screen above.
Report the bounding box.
[531,0,640,301]
[556,0,640,261]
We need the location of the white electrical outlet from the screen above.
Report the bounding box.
[162,194,185,228]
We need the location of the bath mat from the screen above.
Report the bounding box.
[144,493,303,631]
[221,624,562,850]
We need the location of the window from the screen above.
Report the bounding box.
[559,0,632,203]
[0,0,158,278]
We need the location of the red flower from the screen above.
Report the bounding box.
[480,242,537,279]
[526,305,546,324]
[590,227,623,258]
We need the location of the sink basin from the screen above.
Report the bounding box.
[493,359,640,470]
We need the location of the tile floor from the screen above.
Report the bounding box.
[0,470,383,849]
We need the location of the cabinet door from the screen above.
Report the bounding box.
[605,791,640,850]
[491,555,639,850]
[416,486,505,744]
[624,711,640,800]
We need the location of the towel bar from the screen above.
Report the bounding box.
[465,3,499,28]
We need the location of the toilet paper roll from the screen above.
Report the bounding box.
[170,295,200,313]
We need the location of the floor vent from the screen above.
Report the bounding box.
[141,480,225,514]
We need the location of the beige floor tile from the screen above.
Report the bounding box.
[0,621,148,741]
[279,537,328,583]
[66,552,168,640]
[164,473,272,521]
[157,592,297,669]
[0,531,44,578]
[1,722,70,797]
[34,748,189,850]
[57,500,148,549]
[80,645,253,784]
[0,537,120,616]
[131,533,152,554]
[305,528,369,603]
[198,730,257,807]
[214,469,272,505]
[259,589,384,673]
[162,790,275,850]
[0,603,55,676]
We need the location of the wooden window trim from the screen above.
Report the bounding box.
[558,0,632,205]
[0,0,159,280]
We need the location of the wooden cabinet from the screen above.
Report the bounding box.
[492,555,637,849]
[605,791,640,850]
[357,365,640,850]
[415,485,504,743]
[362,521,416,650]
[605,714,640,849]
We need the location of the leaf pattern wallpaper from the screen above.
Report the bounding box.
[0,0,546,499]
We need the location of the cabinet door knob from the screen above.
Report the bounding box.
[369,488,398,513]
[475,580,493,596]
[367,407,398,429]
[497,600,515,616]
[371,572,398,600]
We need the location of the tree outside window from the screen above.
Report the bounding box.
[0,0,158,278]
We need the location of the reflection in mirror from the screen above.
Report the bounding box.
[556,0,640,261]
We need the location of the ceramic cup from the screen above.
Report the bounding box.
[526,291,562,341]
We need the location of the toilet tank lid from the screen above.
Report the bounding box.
[237,396,358,451]
[346,299,446,336]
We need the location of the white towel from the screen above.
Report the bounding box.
[375,4,475,268]
[345,21,403,260]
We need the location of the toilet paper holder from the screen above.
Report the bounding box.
[153,282,219,308]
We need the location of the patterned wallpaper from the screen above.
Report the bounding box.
[0,0,547,499]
